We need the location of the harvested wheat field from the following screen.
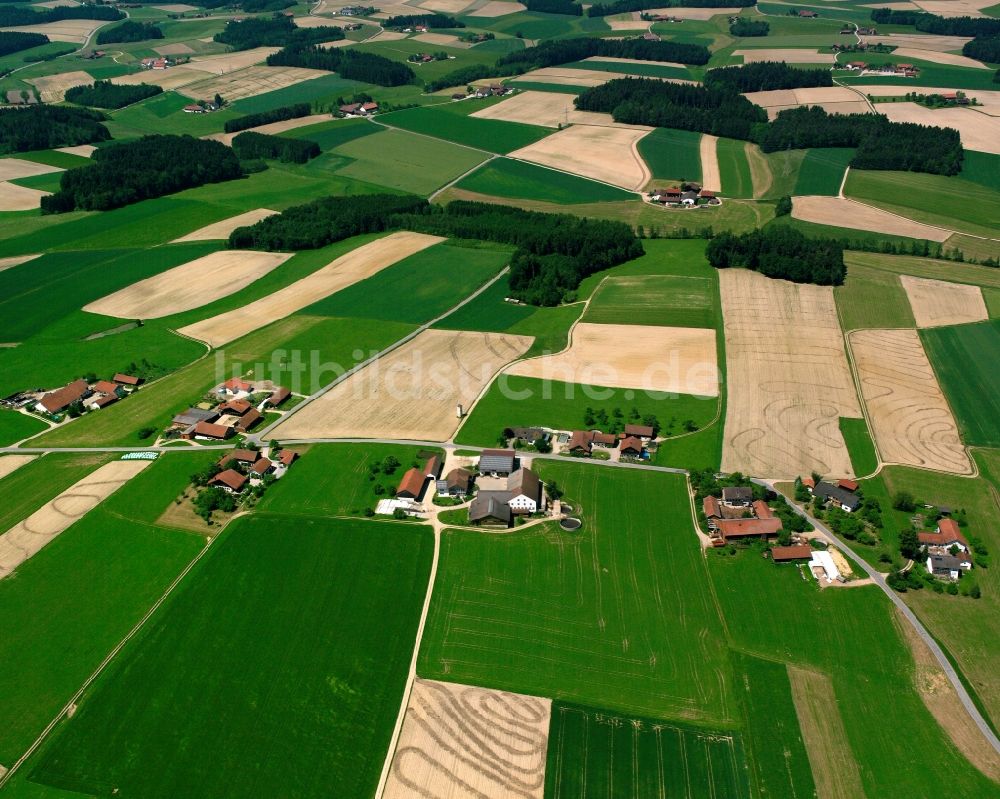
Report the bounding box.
[892,47,987,68]
[473,89,619,126]
[413,32,467,47]
[508,68,613,89]
[179,232,443,347]
[179,65,326,102]
[582,55,686,69]
[56,144,96,157]
[792,196,951,241]
[35,0,81,7]
[913,0,994,15]
[508,322,719,396]
[745,86,871,119]
[416,0,476,13]
[899,274,988,328]
[155,42,195,56]
[0,159,62,181]
[638,5,729,17]
[186,47,283,74]
[700,134,721,192]
[736,48,835,64]
[850,328,970,473]
[27,70,92,102]
[205,113,332,146]
[862,33,972,51]
[0,455,36,482]
[0,254,40,273]
[0,183,48,212]
[878,103,1000,154]
[720,269,862,479]
[273,329,534,441]
[366,28,408,41]
[1,19,101,42]
[154,2,198,9]
[467,0,525,14]
[858,85,1000,115]
[113,67,206,91]
[606,15,649,30]
[384,679,550,799]
[172,208,278,242]
[510,125,651,189]
[84,250,291,319]
[0,459,150,579]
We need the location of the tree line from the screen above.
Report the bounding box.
[267,45,415,85]
[870,7,1000,36]
[964,36,1000,63]
[524,0,582,14]
[0,105,110,155]
[224,103,312,133]
[232,131,320,163]
[704,62,830,92]
[242,0,295,11]
[383,13,464,27]
[729,18,768,36]
[96,20,163,45]
[214,15,344,50]
[587,0,753,16]
[65,80,163,109]
[0,4,123,26]
[0,31,48,56]
[706,227,846,285]
[577,78,964,174]
[42,135,242,214]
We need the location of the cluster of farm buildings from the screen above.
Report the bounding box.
[208,446,298,496]
[2,372,143,419]
[840,61,920,77]
[168,377,293,441]
[508,423,656,461]
[648,185,720,208]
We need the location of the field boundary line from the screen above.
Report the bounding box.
[0,534,218,791]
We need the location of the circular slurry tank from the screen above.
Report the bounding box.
[560,517,582,531]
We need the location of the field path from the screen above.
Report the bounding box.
[699,135,721,192]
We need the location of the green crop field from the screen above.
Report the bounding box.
[583,273,718,328]
[637,128,702,183]
[0,452,210,763]
[718,138,753,199]
[30,515,433,799]
[330,127,489,195]
[834,259,915,331]
[258,443,441,517]
[0,411,47,446]
[283,117,381,151]
[844,251,1000,291]
[455,374,718,446]
[545,703,751,799]
[456,158,636,204]
[0,453,112,533]
[231,74,368,114]
[959,150,1000,193]
[419,462,736,723]
[108,92,239,139]
[793,147,854,196]
[303,242,510,323]
[377,106,550,153]
[845,169,1000,239]
[840,416,879,477]
[921,320,1000,447]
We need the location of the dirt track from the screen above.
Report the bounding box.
[899,274,988,328]
[850,328,971,474]
[383,679,550,799]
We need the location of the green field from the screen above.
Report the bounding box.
[793,147,854,196]
[377,106,550,153]
[30,515,433,799]
[845,169,1000,239]
[840,416,879,477]
[455,157,637,204]
[570,59,694,81]
[230,74,368,115]
[921,319,1000,447]
[637,128,702,183]
[419,462,736,723]
[0,411,47,446]
[455,375,718,447]
[959,150,1000,193]
[834,259,915,331]
[332,127,490,195]
[717,138,753,198]
[257,443,441,517]
[283,117,381,151]
[583,273,718,328]
[303,242,510,323]
[0,452,209,763]
[843,251,1000,290]
[545,703,751,799]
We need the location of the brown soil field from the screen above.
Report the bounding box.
[205,113,332,146]
[383,679,550,799]
[0,159,62,181]
[172,208,278,242]
[155,42,195,56]
[735,48,834,64]
[113,67,207,91]
[850,328,971,473]
[862,33,972,51]
[0,459,150,580]
[0,183,48,212]
[892,47,987,68]
[56,144,96,158]
[878,102,1000,154]
[0,254,41,273]
[1,19,101,42]
[509,124,651,189]
[0,455,37,482]
[899,274,988,328]
[178,65,326,102]
[507,322,719,396]
[700,134,721,192]
[788,665,867,799]
[272,329,534,441]
[894,609,1000,781]
[178,231,443,347]
[416,0,476,12]
[186,47,283,75]
[606,16,649,30]
[467,0,526,14]
[27,70,92,102]
[83,250,291,319]
[792,196,952,241]
[720,269,862,479]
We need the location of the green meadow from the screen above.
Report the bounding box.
[0,452,110,533]
[282,117,381,151]
[456,157,637,204]
[30,516,433,799]
[717,138,753,198]
[793,147,854,196]
[583,273,718,328]
[840,416,879,477]
[0,411,47,446]
[377,106,550,153]
[637,127,703,183]
[835,257,916,331]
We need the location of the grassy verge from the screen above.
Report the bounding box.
[840,416,879,476]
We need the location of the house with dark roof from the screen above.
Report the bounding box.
[721,486,753,507]
[234,408,262,432]
[509,427,548,445]
[479,449,515,476]
[210,469,247,493]
[624,423,654,439]
[469,492,513,526]
[85,393,119,411]
[173,408,219,429]
[218,449,260,468]
[267,387,291,407]
[437,468,472,497]
[507,468,542,514]
[813,481,860,512]
[567,430,617,456]
[619,436,644,458]
[250,458,273,478]
[424,455,441,480]
[927,553,970,581]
